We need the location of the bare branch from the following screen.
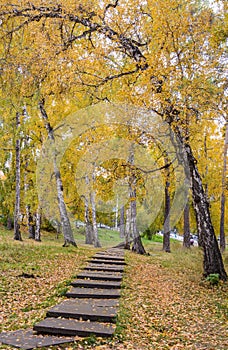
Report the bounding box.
[1,4,148,67]
[77,67,140,88]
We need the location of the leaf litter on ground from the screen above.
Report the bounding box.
[0,231,227,350]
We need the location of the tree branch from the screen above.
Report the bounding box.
[1,4,148,68]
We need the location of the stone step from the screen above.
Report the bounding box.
[84,264,124,272]
[71,279,121,289]
[34,318,115,337]
[66,287,121,299]
[76,271,122,281]
[89,259,126,265]
[46,299,118,323]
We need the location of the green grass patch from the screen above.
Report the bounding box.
[73,226,123,247]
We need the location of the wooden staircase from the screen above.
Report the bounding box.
[33,248,125,338]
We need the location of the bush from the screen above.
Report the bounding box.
[206,273,220,285]
[142,228,154,240]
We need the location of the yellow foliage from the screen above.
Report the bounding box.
[0,0,227,230]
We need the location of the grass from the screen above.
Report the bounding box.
[73,226,124,247]
[0,227,95,332]
[0,226,227,349]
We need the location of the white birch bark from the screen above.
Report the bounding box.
[90,170,101,248]
[120,205,125,238]
[128,144,146,254]
[162,156,171,252]
[219,122,227,252]
[185,143,227,280]
[14,112,22,241]
[27,204,35,239]
[183,201,191,248]
[39,100,76,247]
[84,193,93,244]
[35,206,41,241]
[125,206,131,249]
[115,195,118,230]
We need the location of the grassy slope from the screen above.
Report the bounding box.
[0,227,227,350]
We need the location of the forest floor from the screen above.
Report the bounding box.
[0,227,227,350]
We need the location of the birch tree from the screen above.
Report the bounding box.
[39,100,77,247]
[183,201,191,248]
[220,121,228,252]
[0,0,227,278]
[14,112,22,241]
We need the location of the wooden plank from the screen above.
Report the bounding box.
[71,279,121,289]
[46,299,118,323]
[89,259,126,265]
[100,248,124,255]
[94,254,125,261]
[66,287,121,299]
[84,264,124,272]
[34,318,115,337]
[76,271,122,281]
[0,329,74,350]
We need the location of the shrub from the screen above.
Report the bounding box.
[206,273,220,285]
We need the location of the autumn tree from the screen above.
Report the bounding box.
[163,157,171,252]
[220,121,228,252]
[183,201,191,248]
[0,108,17,229]
[14,112,22,240]
[38,100,77,247]
[0,0,227,278]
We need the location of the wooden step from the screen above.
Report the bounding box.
[71,279,121,289]
[89,259,126,265]
[66,287,120,299]
[84,264,124,272]
[76,271,122,281]
[97,248,124,254]
[34,318,115,337]
[46,299,118,323]
[0,329,75,350]
[93,254,125,261]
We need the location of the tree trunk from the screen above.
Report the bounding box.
[130,186,146,254]
[115,195,119,230]
[203,133,209,202]
[35,206,41,241]
[165,112,226,279]
[27,205,35,239]
[14,112,22,241]
[196,217,204,248]
[163,159,171,252]
[55,220,61,239]
[119,205,125,239]
[84,195,93,244]
[124,206,131,250]
[23,107,33,239]
[39,100,77,247]
[54,157,77,247]
[7,216,14,230]
[219,122,227,252]
[186,143,227,280]
[183,201,191,248]
[128,145,146,254]
[220,193,226,252]
[90,171,101,248]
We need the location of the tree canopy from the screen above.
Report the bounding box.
[0,0,227,278]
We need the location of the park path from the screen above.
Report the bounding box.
[0,248,125,349]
